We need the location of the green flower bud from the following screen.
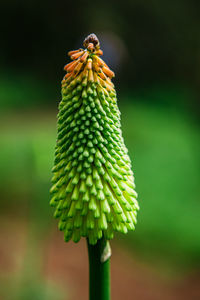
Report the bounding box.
[50,34,139,245]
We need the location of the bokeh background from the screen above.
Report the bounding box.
[0,0,200,299]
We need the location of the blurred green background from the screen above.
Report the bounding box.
[0,0,200,299]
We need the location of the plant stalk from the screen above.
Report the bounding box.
[87,237,111,300]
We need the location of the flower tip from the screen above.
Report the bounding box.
[83,33,100,52]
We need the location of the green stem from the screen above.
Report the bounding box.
[87,237,111,300]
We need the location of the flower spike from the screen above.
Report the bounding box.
[50,33,139,245]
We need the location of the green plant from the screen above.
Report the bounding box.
[50,34,139,300]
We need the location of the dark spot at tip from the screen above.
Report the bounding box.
[83,33,100,49]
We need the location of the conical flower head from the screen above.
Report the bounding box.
[50,34,139,245]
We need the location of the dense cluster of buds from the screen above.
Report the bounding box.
[50,34,139,245]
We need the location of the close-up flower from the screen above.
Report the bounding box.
[50,34,139,245]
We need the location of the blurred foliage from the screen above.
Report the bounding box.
[1,275,64,300]
[0,72,53,110]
